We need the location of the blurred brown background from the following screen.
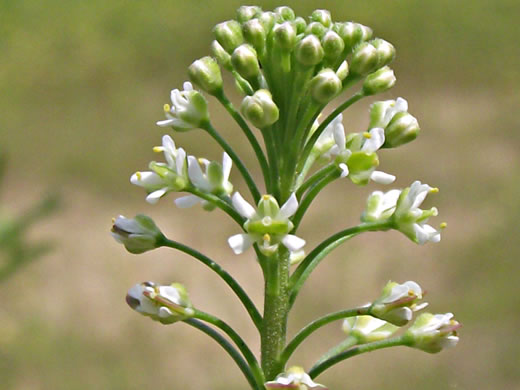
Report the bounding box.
[1,0,519,389]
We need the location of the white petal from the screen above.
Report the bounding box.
[174,195,202,208]
[156,119,175,127]
[158,286,181,304]
[187,156,209,190]
[362,127,385,152]
[183,81,193,91]
[232,192,256,219]
[222,152,232,181]
[158,307,173,318]
[130,171,162,187]
[145,188,168,204]
[278,193,298,219]
[414,223,441,244]
[395,97,408,112]
[339,163,349,178]
[282,234,306,251]
[175,148,186,176]
[370,171,396,184]
[403,281,422,296]
[162,135,176,167]
[228,234,253,255]
[332,121,346,151]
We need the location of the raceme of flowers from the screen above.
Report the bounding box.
[112,5,459,390]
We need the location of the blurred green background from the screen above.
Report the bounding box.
[1,0,519,389]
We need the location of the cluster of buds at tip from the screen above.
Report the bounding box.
[362,181,444,244]
[369,281,428,326]
[111,215,163,254]
[265,366,327,389]
[241,89,279,128]
[343,315,399,343]
[404,312,461,353]
[228,193,305,256]
[157,82,209,131]
[126,282,194,324]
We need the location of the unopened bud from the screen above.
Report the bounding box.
[274,6,295,21]
[243,19,266,53]
[305,22,327,39]
[363,66,396,95]
[111,215,163,254]
[372,38,396,67]
[294,16,307,34]
[241,89,279,128]
[188,56,223,96]
[236,5,262,23]
[310,9,332,27]
[273,21,296,50]
[384,112,420,148]
[309,68,342,103]
[334,22,373,51]
[211,40,232,71]
[232,44,260,79]
[350,42,379,75]
[322,30,345,62]
[214,20,244,53]
[258,11,276,32]
[336,60,349,80]
[295,35,324,66]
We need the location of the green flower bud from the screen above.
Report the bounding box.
[273,21,297,50]
[188,56,223,96]
[363,66,396,95]
[258,11,276,32]
[310,9,332,27]
[243,18,266,53]
[404,313,460,353]
[236,5,262,23]
[322,30,345,61]
[213,20,244,53]
[111,215,163,254]
[294,16,307,34]
[295,35,324,66]
[334,22,373,51]
[241,89,279,128]
[372,38,396,67]
[274,6,295,21]
[309,68,342,104]
[231,44,260,79]
[350,42,379,75]
[336,60,349,80]
[211,40,232,71]
[384,112,420,148]
[305,22,327,39]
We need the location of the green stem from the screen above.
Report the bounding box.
[289,221,392,308]
[186,188,244,226]
[292,170,340,230]
[184,318,262,390]
[295,164,336,199]
[279,307,369,367]
[159,237,262,331]
[309,336,408,379]
[216,93,271,191]
[203,122,261,203]
[194,310,265,386]
[261,249,290,380]
[313,336,358,368]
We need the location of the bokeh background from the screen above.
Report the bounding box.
[1,0,519,389]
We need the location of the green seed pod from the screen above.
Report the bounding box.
[214,20,244,53]
[384,112,420,148]
[322,30,345,62]
[274,6,295,21]
[295,34,324,66]
[363,66,396,95]
[273,21,297,50]
[243,18,266,53]
[350,42,379,75]
[309,68,342,104]
[310,9,332,27]
[188,56,223,96]
[231,44,260,79]
[236,5,262,23]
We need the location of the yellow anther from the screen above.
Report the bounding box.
[163,104,171,112]
[111,217,116,224]
[363,132,372,139]
[136,171,142,180]
[430,187,440,194]
[198,158,205,164]
[262,194,271,200]
[440,222,447,229]
[153,146,163,153]
[263,234,271,243]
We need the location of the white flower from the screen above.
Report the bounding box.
[369,281,428,326]
[126,281,194,324]
[175,152,233,209]
[394,181,442,244]
[130,135,188,204]
[228,193,305,256]
[369,97,408,129]
[157,81,209,131]
[312,114,344,158]
[111,214,162,254]
[343,315,399,343]
[361,189,401,222]
[405,312,461,353]
[265,366,327,389]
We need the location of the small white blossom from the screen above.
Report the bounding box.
[111,215,162,254]
[175,152,233,210]
[126,281,194,324]
[157,82,209,131]
[228,193,305,256]
[405,312,461,353]
[361,189,401,222]
[130,135,188,204]
[343,315,399,343]
[265,366,327,389]
[369,281,428,326]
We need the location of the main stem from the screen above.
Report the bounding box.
[261,248,290,380]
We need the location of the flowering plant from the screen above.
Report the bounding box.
[112,6,459,389]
